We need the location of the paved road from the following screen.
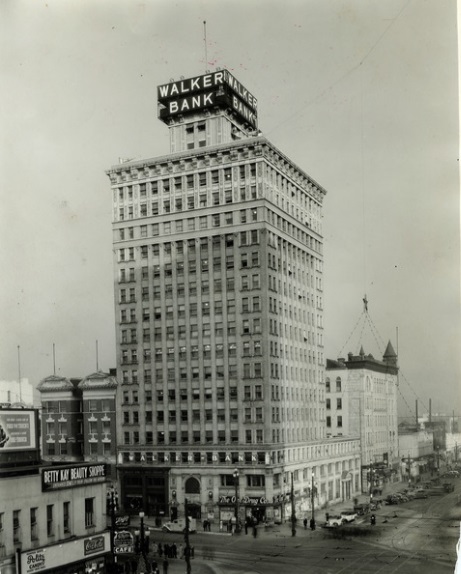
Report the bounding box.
[140,477,461,574]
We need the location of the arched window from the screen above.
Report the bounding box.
[185,477,200,494]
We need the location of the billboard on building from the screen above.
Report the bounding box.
[157,69,258,129]
[0,409,37,451]
[42,463,108,491]
[20,532,110,574]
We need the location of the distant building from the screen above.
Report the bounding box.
[326,342,399,491]
[37,371,117,470]
[106,68,361,524]
[0,378,34,407]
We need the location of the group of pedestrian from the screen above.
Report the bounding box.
[156,542,180,559]
[202,519,211,531]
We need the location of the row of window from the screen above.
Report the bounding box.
[123,428,265,446]
[116,164,257,201]
[4,499,94,545]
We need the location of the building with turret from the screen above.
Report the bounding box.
[326,342,399,491]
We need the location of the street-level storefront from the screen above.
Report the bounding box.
[20,533,110,574]
[118,467,169,518]
[218,495,273,528]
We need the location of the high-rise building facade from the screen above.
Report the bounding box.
[107,70,360,524]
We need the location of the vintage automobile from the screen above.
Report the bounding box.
[162,517,197,533]
[324,515,346,527]
[340,509,358,523]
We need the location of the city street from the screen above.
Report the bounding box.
[143,481,460,574]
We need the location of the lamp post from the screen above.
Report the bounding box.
[106,485,118,569]
[233,468,241,534]
[310,473,316,530]
[135,511,150,573]
[290,472,296,537]
[184,498,191,574]
[369,461,374,506]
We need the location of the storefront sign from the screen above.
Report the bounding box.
[42,463,108,491]
[113,531,134,554]
[21,532,110,574]
[84,536,105,556]
[219,495,269,506]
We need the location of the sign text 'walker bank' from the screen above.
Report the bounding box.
[157,70,258,129]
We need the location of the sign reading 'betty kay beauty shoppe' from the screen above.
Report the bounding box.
[41,463,108,491]
[21,533,110,574]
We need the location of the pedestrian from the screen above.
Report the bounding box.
[164,543,170,558]
[370,514,376,526]
[325,512,330,522]
[219,520,223,532]
[151,559,158,573]
[310,518,316,531]
[162,558,169,574]
[172,542,177,558]
[244,518,248,535]
[203,519,207,531]
[252,525,257,538]
[303,517,307,529]
[158,542,163,557]
[178,543,183,559]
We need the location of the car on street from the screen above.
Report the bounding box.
[340,509,358,523]
[324,515,346,527]
[162,517,197,533]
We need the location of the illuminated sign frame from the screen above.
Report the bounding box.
[157,70,258,129]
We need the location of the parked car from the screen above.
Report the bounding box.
[324,515,346,527]
[340,510,357,523]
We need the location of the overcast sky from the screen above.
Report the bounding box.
[0,0,459,417]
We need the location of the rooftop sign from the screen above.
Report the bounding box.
[157,70,258,129]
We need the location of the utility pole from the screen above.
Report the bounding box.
[184,498,191,574]
[310,473,316,530]
[290,472,296,537]
[233,468,241,533]
[369,461,373,506]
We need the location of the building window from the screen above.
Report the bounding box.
[326,399,331,410]
[247,475,265,487]
[30,508,38,541]
[326,416,331,428]
[85,498,94,528]
[325,378,330,392]
[47,505,54,537]
[336,377,342,392]
[337,398,342,410]
[13,510,20,544]
[337,416,343,428]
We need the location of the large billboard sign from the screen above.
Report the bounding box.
[21,533,110,574]
[42,463,108,491]
[0,410,37,451]
[157,69,258,129]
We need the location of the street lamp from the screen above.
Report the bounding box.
[310,473,317,530]
[233,468,241,534]
[290,472,296,537]
[106,485,118,567]
[184,498,191,574]
[135,511,150,573]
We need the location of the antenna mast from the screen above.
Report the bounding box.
[17,345,22,402]
[203,20,208,72]
[96,340,99,371]
[53,343,56,376]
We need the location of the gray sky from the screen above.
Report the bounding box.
[1,0,459,417]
